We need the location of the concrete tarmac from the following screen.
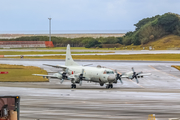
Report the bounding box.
[0,59,180,120]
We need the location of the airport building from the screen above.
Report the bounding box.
[0,41,54,48]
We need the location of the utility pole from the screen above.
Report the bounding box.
[48,18,52,41]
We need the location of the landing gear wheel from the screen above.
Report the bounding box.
[100,83,104,86]
[71,84,76,88]
[71,84,73,88]
[106,84,113,89]
[106,84,110,89]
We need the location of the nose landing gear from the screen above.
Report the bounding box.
[71,84,76,88]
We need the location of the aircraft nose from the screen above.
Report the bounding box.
[107,75,115,81]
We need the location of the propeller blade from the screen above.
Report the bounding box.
[135,76,139,84]
[137,71,143,75]
[130,67,140,83]
[82,69,84,74]
[132,67,135,72]
[78,69,85,85]
[115,70,123,84]
[60,79,64,84]
[119,79,123,84]
[79,80,82,86]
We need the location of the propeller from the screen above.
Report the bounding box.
[115,70,123,84]
[131,67,142,84]
[60,68,69,84]
[79,69,85,86]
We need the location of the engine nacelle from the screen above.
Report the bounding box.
[74,77,80,83]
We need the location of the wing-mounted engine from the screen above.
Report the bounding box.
[59,68,69,83]
[120,67,151,84]
[114,70,123,84]
[71,69,85,85]
[129,67,151,83]
[130,67,142,84]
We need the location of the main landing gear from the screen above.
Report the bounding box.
[71,84,76,88]
[106,84,113,89]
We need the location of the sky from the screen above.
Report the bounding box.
[0,0,180,34]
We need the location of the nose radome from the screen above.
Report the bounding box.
[107,75,115,81]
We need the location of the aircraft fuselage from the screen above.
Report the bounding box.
[67,66,116,84]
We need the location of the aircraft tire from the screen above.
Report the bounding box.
[71,84,76,88]
[71,84,73,88]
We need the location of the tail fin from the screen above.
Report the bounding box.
[65,44,80,66]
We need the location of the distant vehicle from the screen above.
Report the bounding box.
[33,44,151,89]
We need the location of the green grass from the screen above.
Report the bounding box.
[0,64,48,82]
[143,35,180,50]
[6,54,180,61]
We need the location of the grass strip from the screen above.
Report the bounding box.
[4,54,180,61]
[0,64,48,82]
[0,51,113,55]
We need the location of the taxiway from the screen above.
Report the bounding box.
[0,59,180,120]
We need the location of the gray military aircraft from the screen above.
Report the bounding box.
[33,44,151,89]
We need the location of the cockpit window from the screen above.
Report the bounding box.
[103,70,114,74]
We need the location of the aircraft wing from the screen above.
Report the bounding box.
[32,74,60,79]
[43,64,67,69]
[120,72,151,78]
[137,73,151,76]
[121,74,129,78]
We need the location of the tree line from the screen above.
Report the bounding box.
[0,36,123,48]
[1,12,180,48]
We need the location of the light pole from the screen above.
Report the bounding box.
[48,18,52,41]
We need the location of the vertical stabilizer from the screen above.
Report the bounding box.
[65,44,80,66]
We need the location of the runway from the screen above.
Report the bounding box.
[0,59,180,120]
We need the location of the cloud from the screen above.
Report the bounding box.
[1,0,180,33]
